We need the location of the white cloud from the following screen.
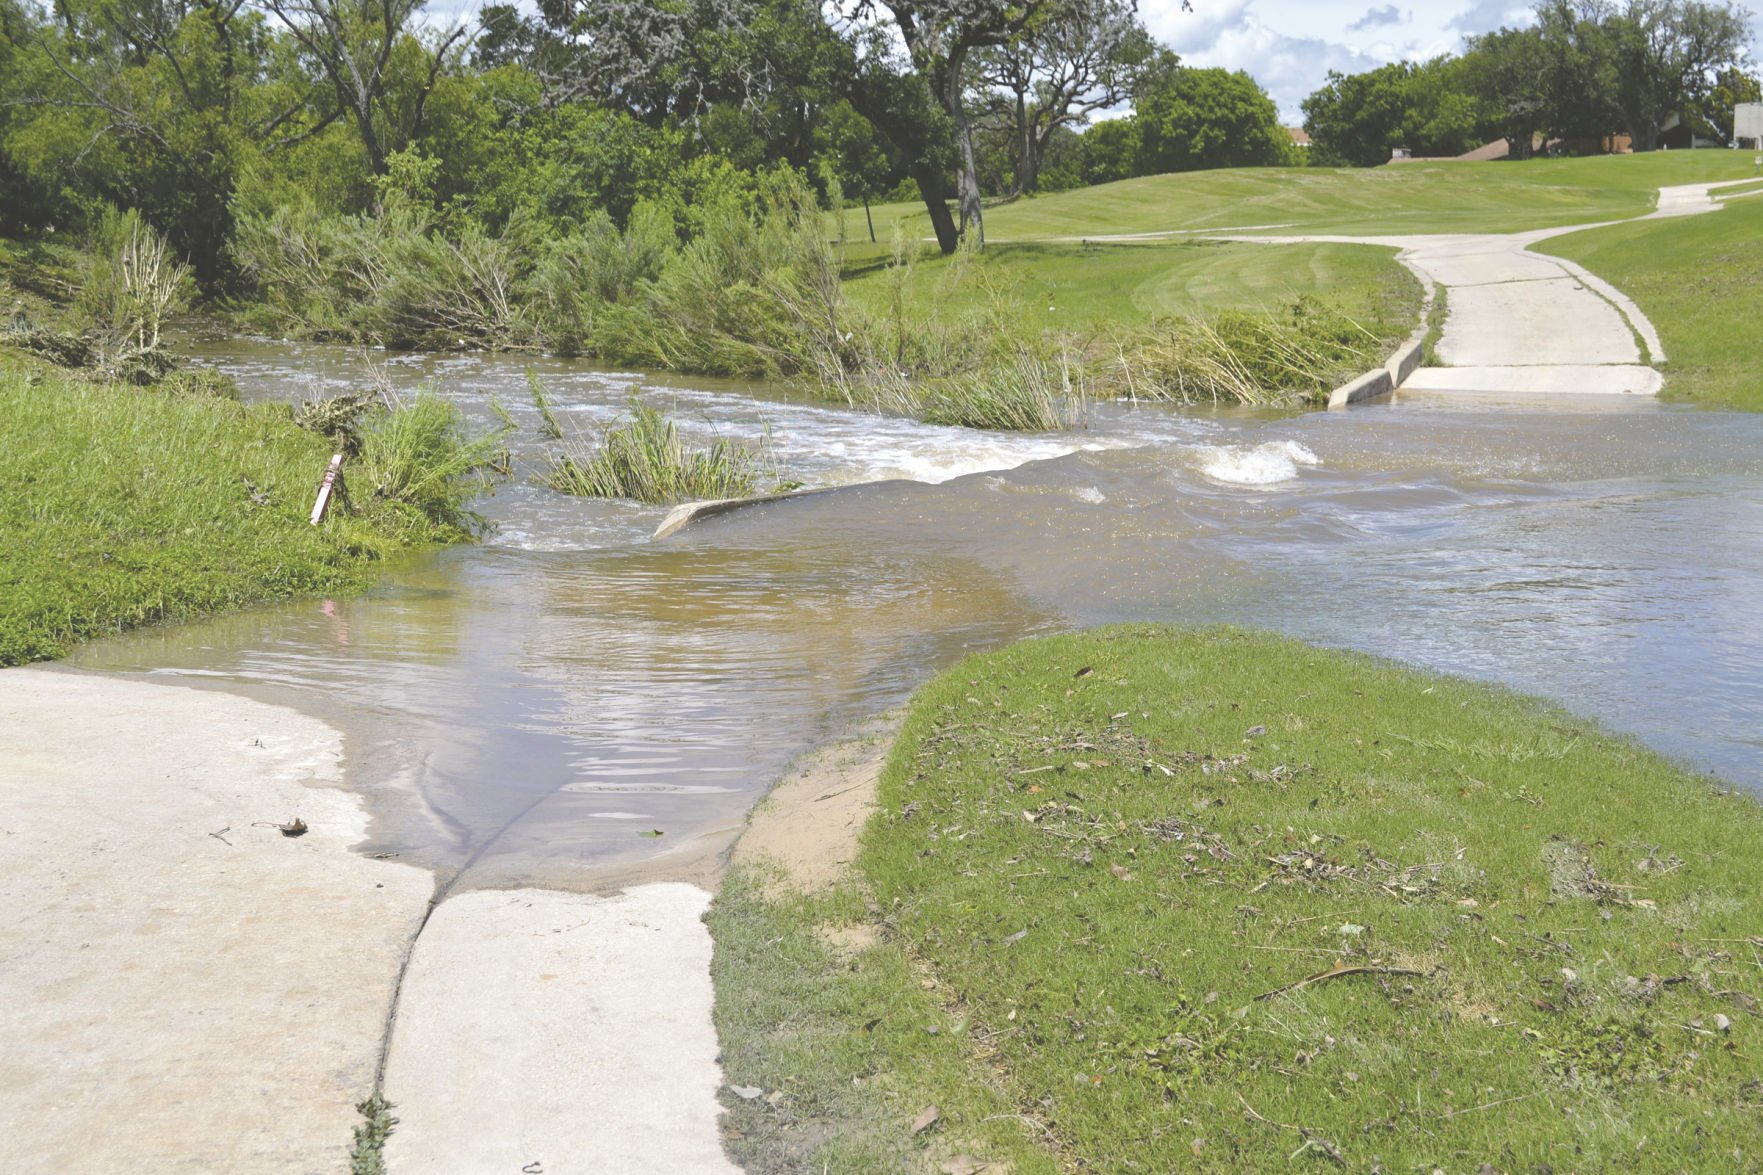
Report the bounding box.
[1349,5,1407,33]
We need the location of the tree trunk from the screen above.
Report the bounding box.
[942,52,984,248]
[912,166,960,254]
[1011,91,1032,197]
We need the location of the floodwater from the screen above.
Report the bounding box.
[69,342,1763,891]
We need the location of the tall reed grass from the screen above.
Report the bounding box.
[1104,297,1378,407]
[545,400,772,505]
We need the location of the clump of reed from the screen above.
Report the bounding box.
[915,346,1083,432]
[527,369,564,439]
[546,399,772,505]
[349,392,509,538]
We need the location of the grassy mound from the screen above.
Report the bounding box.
[849,152,1762,244]
[712,627,1763,1172]
[0,360,491,665]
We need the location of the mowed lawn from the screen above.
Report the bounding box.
[712,626,1763,1173]
[841,238,1418,341]
[844,151,1762,244]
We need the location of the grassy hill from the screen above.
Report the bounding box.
[843,151,1762,245]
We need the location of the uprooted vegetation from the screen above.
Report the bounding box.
[709,626,1763,1173]
[3,209,196,385]
[230,165,1409,426]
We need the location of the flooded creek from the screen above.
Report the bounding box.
[69,342,1763,891]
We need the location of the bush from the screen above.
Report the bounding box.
[73,208,193,382]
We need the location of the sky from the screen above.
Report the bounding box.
[1146,1,1763,124]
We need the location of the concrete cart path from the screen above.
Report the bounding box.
[382,885,738,1175]
[0,667,737,1174]
[1211,178,1758,399]
[0,666,434,1172]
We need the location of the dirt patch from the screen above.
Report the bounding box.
[732,712,901,897]
[815,921,881,961]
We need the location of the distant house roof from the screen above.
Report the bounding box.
[1286,127,1311,147]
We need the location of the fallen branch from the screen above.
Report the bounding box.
[1254,963,1424,1002]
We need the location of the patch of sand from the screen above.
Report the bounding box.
[732,713,902,896]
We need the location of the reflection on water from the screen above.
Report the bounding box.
[70,344,1763,890]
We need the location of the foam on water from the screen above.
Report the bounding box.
[1196,440,1321,486]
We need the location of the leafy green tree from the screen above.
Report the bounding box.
[1301,57,1493,166]
[855,0,1051,248]
[1078,115,1138,184]
[0,0,56,232]
[967,0,1152,196]
[259,0,469,175]
[1604,0,1751,150]
[1,0,284,281]
[1463,26,1550,158]
[1691,65,1761,142]
[813,99,895,240]
[1136,61,1291,173]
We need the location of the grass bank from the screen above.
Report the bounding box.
[0,358,494,665]
[1535,191,1763,411]
[713,627,1763,1172]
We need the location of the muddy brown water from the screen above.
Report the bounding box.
[69,342,1763,891]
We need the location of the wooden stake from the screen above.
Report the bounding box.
[309,453,344,525]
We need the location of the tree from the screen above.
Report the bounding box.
[1604,0,1751,150]
[1463,26,1550,158]
[967,0,1151,196]
[0,0,55,232]
[1691,64,1761,141]
[1078,115,1137,184]
[259,0,470,175]
[1,0,281,279]
[813,98,895,240]
[1301,62,1418,166]
[1301,57,1494,166]
[1136,61,1291,173]
[850,0,1051,249]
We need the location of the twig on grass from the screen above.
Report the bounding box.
[1236,1096,1345,1167]
[1254,963,1425,1002]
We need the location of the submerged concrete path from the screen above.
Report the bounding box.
[1214,178,1755,399]
[0,667,734,1174]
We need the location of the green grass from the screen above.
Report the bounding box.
[1535,194,1763,410]
[841,239,1414,336]
[709,868,1057,1174]
[717,626,1763,1172]
[850,152,1762,245]
[0,358,482,665]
